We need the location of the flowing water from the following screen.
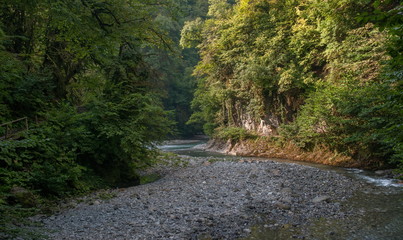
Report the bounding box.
[159,139,403,240]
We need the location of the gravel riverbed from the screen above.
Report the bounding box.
[36,156,367,239]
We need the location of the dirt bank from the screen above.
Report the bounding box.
[205,138,361,168]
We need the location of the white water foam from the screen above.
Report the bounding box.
[359,175,402,187]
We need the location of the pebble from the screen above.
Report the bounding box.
[312,195,331,203]
[37,155,363,239]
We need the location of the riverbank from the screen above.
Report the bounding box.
[205,138,400,171]
[34,155,368,239]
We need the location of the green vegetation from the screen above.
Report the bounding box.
[145,0,208,137]
[1,0,402,238]
[97,191,118,201]
[215,127,257,142]
[140,174,162,185]
[0,0,204,238]
[183,0,402,170]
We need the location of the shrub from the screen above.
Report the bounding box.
[215,127,257,142]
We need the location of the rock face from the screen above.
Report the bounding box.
[205,138,273,157]
[240,114,277,136]
[205,139,255,156]
[36,156,365,240]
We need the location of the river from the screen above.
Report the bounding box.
[160,139,403,240]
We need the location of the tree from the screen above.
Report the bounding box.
[0,0,178,198]
[183,0,401,169]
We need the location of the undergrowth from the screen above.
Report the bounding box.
[215,127,258,142]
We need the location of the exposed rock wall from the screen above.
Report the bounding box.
[239,114,277,136]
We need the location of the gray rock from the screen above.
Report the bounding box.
[312,195,331,203]
[37,156,362,240]
[275,202,292,210]
[281,187,293,193]
[375,170,385,175]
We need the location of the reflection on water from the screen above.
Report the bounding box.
[160,139,403,240]
[159,139,227,158]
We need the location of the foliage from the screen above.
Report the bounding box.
[337,81,402,166]
[0,0,183,237]
[140,0,209,137]
[180,18,204,48]
[1,105,95,198]
[357,0,403,70]
[84,93,174,186]
[0,92,175,198]
[183,0,402,169]
[0,203,44,240]
[215,127,257,142]
[140,174,162,185]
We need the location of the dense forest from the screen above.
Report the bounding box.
[0,0,207,236]
[183,0,402,169]
[0,0,402,238]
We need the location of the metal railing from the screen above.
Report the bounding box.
[0,117,29,140]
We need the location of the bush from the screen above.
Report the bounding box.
[0,126,96,198]
[280,79,403,169]
[335,80,403,168]
[0,92,175,202]
[279,82,345,151]
[215,127,257,142]
[81,92,174,186]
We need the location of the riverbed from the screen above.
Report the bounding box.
[37,139,402,239]
[161,139,403,239]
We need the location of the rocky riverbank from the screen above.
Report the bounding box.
[33,155,368,239]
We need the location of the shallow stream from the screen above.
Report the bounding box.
[160,139,403,240]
